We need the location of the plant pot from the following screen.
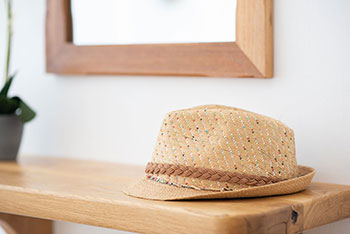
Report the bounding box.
[0,114,23,161]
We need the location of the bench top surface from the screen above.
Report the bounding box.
[0,156,349,234]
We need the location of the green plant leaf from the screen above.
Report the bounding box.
[11,97,36,123]
[0,74,15,97]
[0,96,19,114]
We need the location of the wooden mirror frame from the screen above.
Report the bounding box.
[46,0,273,78]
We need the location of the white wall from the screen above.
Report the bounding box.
[0,0,349,233]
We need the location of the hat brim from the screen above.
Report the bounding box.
[123,165,315,200]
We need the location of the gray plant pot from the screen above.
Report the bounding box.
[0,114,23,161]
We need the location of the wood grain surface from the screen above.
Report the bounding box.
[0,157,349,234]
[236,0,273,77]
[0,213,52,234]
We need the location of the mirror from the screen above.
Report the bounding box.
[46,0,273,77]
[71,0,237,45]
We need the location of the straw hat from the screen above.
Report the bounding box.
[124,105,315,200]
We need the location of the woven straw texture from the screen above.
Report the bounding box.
[124,105,315,200]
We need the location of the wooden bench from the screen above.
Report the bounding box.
[0,157,349,234]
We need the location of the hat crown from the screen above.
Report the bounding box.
[150,105,298,191]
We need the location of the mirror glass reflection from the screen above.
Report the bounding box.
[71,0,237,45]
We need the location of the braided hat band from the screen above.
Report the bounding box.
[145,162,285,187]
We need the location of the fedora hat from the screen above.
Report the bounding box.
[124,105,315,200]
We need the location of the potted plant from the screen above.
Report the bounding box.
[0,0,35,160]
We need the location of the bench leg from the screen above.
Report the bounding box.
[0,213,52,234]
